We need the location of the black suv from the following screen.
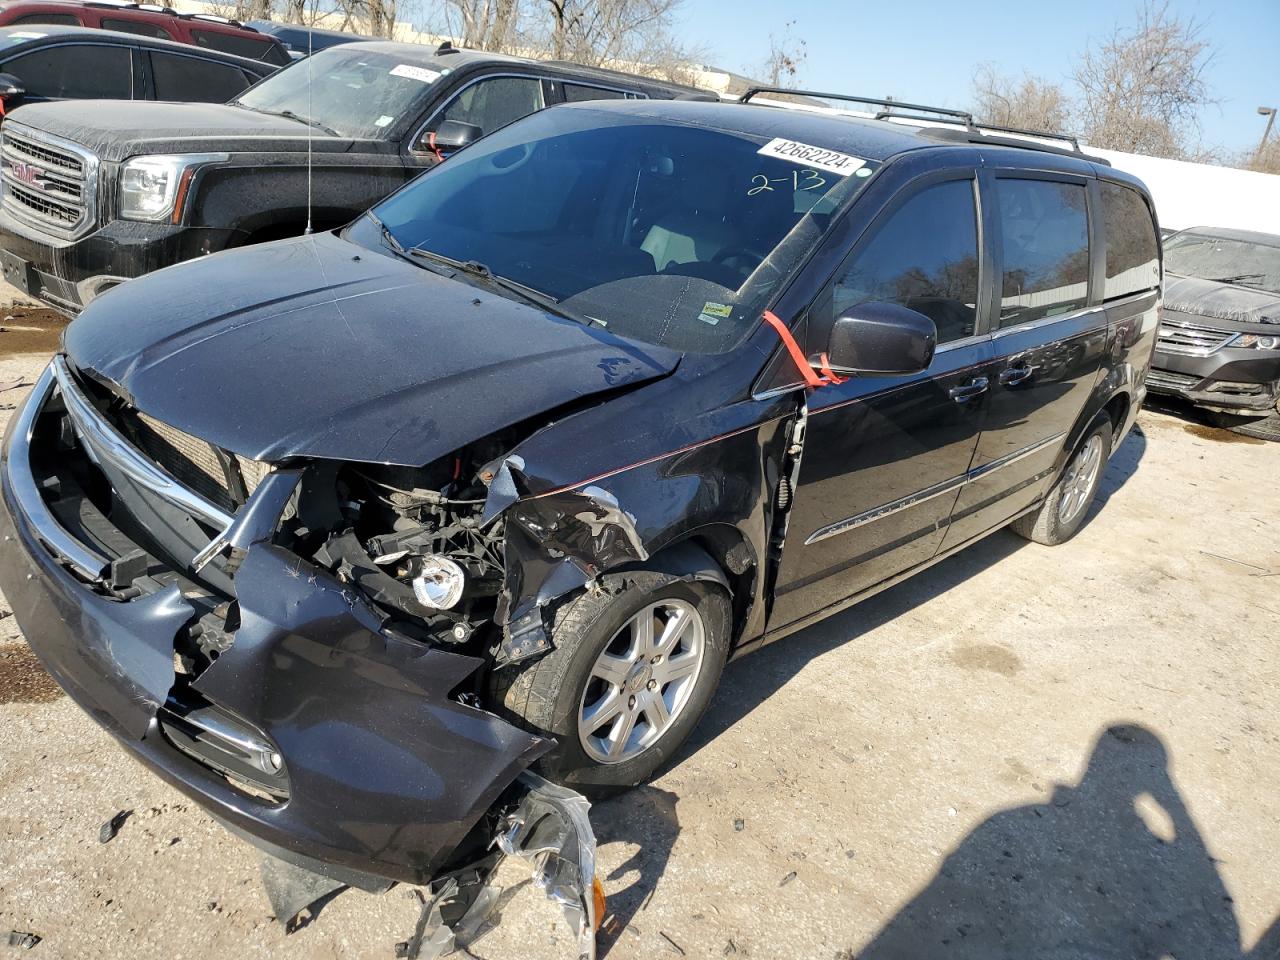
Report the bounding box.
[0,24,276,110]
[0,93,1160,949]
[0,39,698,313]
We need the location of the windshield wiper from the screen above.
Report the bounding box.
[366,212,453,277]
[407,248,603,327]
[1205,272,1265,287]
[236,103,341,137]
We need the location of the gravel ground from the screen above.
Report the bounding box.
[0,297,1276,960]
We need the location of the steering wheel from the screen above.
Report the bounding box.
[713,243,777,284]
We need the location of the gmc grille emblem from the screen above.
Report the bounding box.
[9,161,49,189]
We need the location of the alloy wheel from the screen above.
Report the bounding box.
[577,599,706,764]
[1057,434,1103,525]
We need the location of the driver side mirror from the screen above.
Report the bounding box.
[0,72,25,100]
[825,302,937,376]
[424,119,482,155]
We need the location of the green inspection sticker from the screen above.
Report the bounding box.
[698,301,733,325]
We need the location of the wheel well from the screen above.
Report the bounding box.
[1102,392,1131,434]
[239,221,344,246]
[652,528,756,649]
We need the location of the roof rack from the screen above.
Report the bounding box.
[738,86,1093,158]
[739,87,974,126]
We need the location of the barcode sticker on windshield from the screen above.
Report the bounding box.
[757,138,866,176]
[390,64,441,84]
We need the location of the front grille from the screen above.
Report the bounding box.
[1156,319,1237,356]
[1,124,97,239]
[124,410,268,513]
[1146,368,1200,391]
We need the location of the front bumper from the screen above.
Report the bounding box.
[1148,346,1280,414]
[0,363,553,886]
[0,211,238,315]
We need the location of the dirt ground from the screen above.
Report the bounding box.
[0,289,1277,960]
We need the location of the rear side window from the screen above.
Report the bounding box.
[1100,182,1159,300]
[562,82,629,103]
[10,12,79,24]
[102,17,173,39]
[996,178,1089,327]
[828,178,981,345]
[151,51,251,102]
[2,44,132,99]
[191,28,276,62]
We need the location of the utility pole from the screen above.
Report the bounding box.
[1256,106,1277,164]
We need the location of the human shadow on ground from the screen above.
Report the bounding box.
[850,724,1277,960]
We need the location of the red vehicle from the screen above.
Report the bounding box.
[0,0,289,64]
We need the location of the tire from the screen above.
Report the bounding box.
[491,566,731,795]
[1010,416,1113,546]
[1226,412,1280,442]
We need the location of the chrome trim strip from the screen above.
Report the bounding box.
[804,431,1068,546]
[991,305,1105,340]
[805,472,966,545]
[965,431,1066,482]
[53,357,234,531]
[4,364,109,582]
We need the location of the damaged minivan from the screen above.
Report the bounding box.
[0,95,1160,948]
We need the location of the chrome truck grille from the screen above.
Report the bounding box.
[121,408,271,513]
[0,123,98,240]
[1156,318,1237,356]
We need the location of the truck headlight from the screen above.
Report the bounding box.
[119,154,227,222]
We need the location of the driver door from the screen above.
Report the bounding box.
[769,172,998,630]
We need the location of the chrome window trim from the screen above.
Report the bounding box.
[408,71,553,155]
[3,363,109,582]
[991,303,1105,340]
[804,431,1067,545]
[53,356,234,531]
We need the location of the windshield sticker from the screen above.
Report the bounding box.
[374,115,394,127]
[698,301,733,325]
[390,64,441,84]
[757,138,866,176]
[9,31,47,38]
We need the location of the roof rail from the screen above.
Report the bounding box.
[739,87,974,126]
[971,121,1081,152]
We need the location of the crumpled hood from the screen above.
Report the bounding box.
[1164,273,1280,325]
[62,231,680,465]
[6,101,353,162]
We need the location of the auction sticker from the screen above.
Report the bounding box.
[390,64,441,83]
[757,138,866,176]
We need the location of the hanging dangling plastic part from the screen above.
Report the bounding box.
[762,311,847,388]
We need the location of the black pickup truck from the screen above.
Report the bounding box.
[0,39,697,313]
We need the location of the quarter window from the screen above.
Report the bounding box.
[2,45,132,99]
[828,178,981,345]
[430,76,545,139]
[562,82,629,103]
[152,51,252,102]
[11,12,79,24]
[996,178,1089,327]
[1099,182,1159,300]
[192,29,276,62]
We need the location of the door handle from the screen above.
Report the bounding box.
[999,365,1035,386]
[949,377,989,402]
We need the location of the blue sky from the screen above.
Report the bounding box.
[674,0,1279,157]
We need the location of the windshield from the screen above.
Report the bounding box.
[1164,232,1280,295]
[363,106,878,353]
[235,46,443,139]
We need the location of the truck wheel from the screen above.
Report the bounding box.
[1010,416,1112,546]
[493,566,730,794]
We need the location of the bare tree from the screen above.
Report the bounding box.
[439,0,523,50]
[544,0,683,66]
[759,19,805,88]
[971,64,1070,132]
[1073,0,1214,158]
[1245,140,1280,175]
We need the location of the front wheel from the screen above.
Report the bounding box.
[492,566,730,794]
[1011,416,1112,545]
